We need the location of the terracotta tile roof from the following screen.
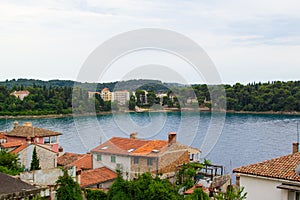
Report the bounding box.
[101,88,110,92]
[68,154,92,170]
[233,152,300,182]
[10,143,57,154]
[184,183,209,195]
[80,167,118,188]
[11,143,28,154]
[0,141,23,148]
[6,126,61,138]
[58,152,85,166]
[91,137,169,157]
[58,153,92,170]
[0,132,7,139]
[132,140,168,155]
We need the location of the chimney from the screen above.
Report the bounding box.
[13,121,19,129]
[293,142,299,153]
[58,146,64,157]
[130,133,137,139]
[168,132,176,145]
[23,122,32,127]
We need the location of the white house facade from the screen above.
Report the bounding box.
[234,145,300,200]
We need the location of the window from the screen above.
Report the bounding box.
[111,156,116,163]
[289,191,300,200]
[50,136,57,143]
[147,158,153,166]
[134,157,139,164]
[97,154,102,161]
[44,137,50,144]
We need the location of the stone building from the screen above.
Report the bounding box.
[91,132,201,179]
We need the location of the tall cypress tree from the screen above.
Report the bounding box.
[30,146,41,171]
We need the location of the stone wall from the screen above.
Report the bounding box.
[158,150,189,174]
[19,145,57,170]
[130,157,157,178]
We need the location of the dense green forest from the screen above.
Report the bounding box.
[0,79,299,116]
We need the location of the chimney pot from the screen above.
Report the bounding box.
[293,142,299,153]
[130,133,137,139]
[168,132,177,144]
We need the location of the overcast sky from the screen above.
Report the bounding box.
[1,0,300,84]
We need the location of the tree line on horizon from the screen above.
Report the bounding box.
[0,80,299,116]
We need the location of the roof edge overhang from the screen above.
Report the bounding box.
[234,172,300,185]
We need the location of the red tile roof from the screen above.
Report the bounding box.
[80,167,118,188]
[58,152,85,166]
[0,141,23,148]
[68,154,92,170]
[58,152,92,170]
[0,132,7,140]
[91,137,169,157]
[184,183,209,195]
[11,143,28,154]
[233,152,300,182]
[101,88,110,92]
[6,126,61,138]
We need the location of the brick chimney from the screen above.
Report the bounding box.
[168,132,176,144]
[130,133,137,139]
[293,142,299,153]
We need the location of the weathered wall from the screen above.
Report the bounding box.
[159,150,189,174]
[130,157,157,178]
[19,145,57,170]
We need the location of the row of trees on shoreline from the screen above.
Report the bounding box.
[0,80,299,116]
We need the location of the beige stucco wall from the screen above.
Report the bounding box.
[240,175,288,200]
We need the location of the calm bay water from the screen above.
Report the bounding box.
[1,112,299,174]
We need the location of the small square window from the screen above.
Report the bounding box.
[111,156,116,163]
[147,158,153,166]
[44,137,50,144]
[50,136,56,143]
[97,154,102,161]
[134,157,139,164]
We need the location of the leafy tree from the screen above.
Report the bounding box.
[185,188,209,200]
[0,149,24,175]
[128,95,136,110]
[30,146,41,171]
[55,170,83,200]
[85,189,107,200]
[107,172,181,200]
[214,186,247,200]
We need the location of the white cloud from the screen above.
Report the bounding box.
[0,0,299,83]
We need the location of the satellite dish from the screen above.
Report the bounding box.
[295,164,300,175]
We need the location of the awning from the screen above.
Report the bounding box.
[277,184,300,192]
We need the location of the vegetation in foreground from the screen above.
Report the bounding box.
[0,149,24,175]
